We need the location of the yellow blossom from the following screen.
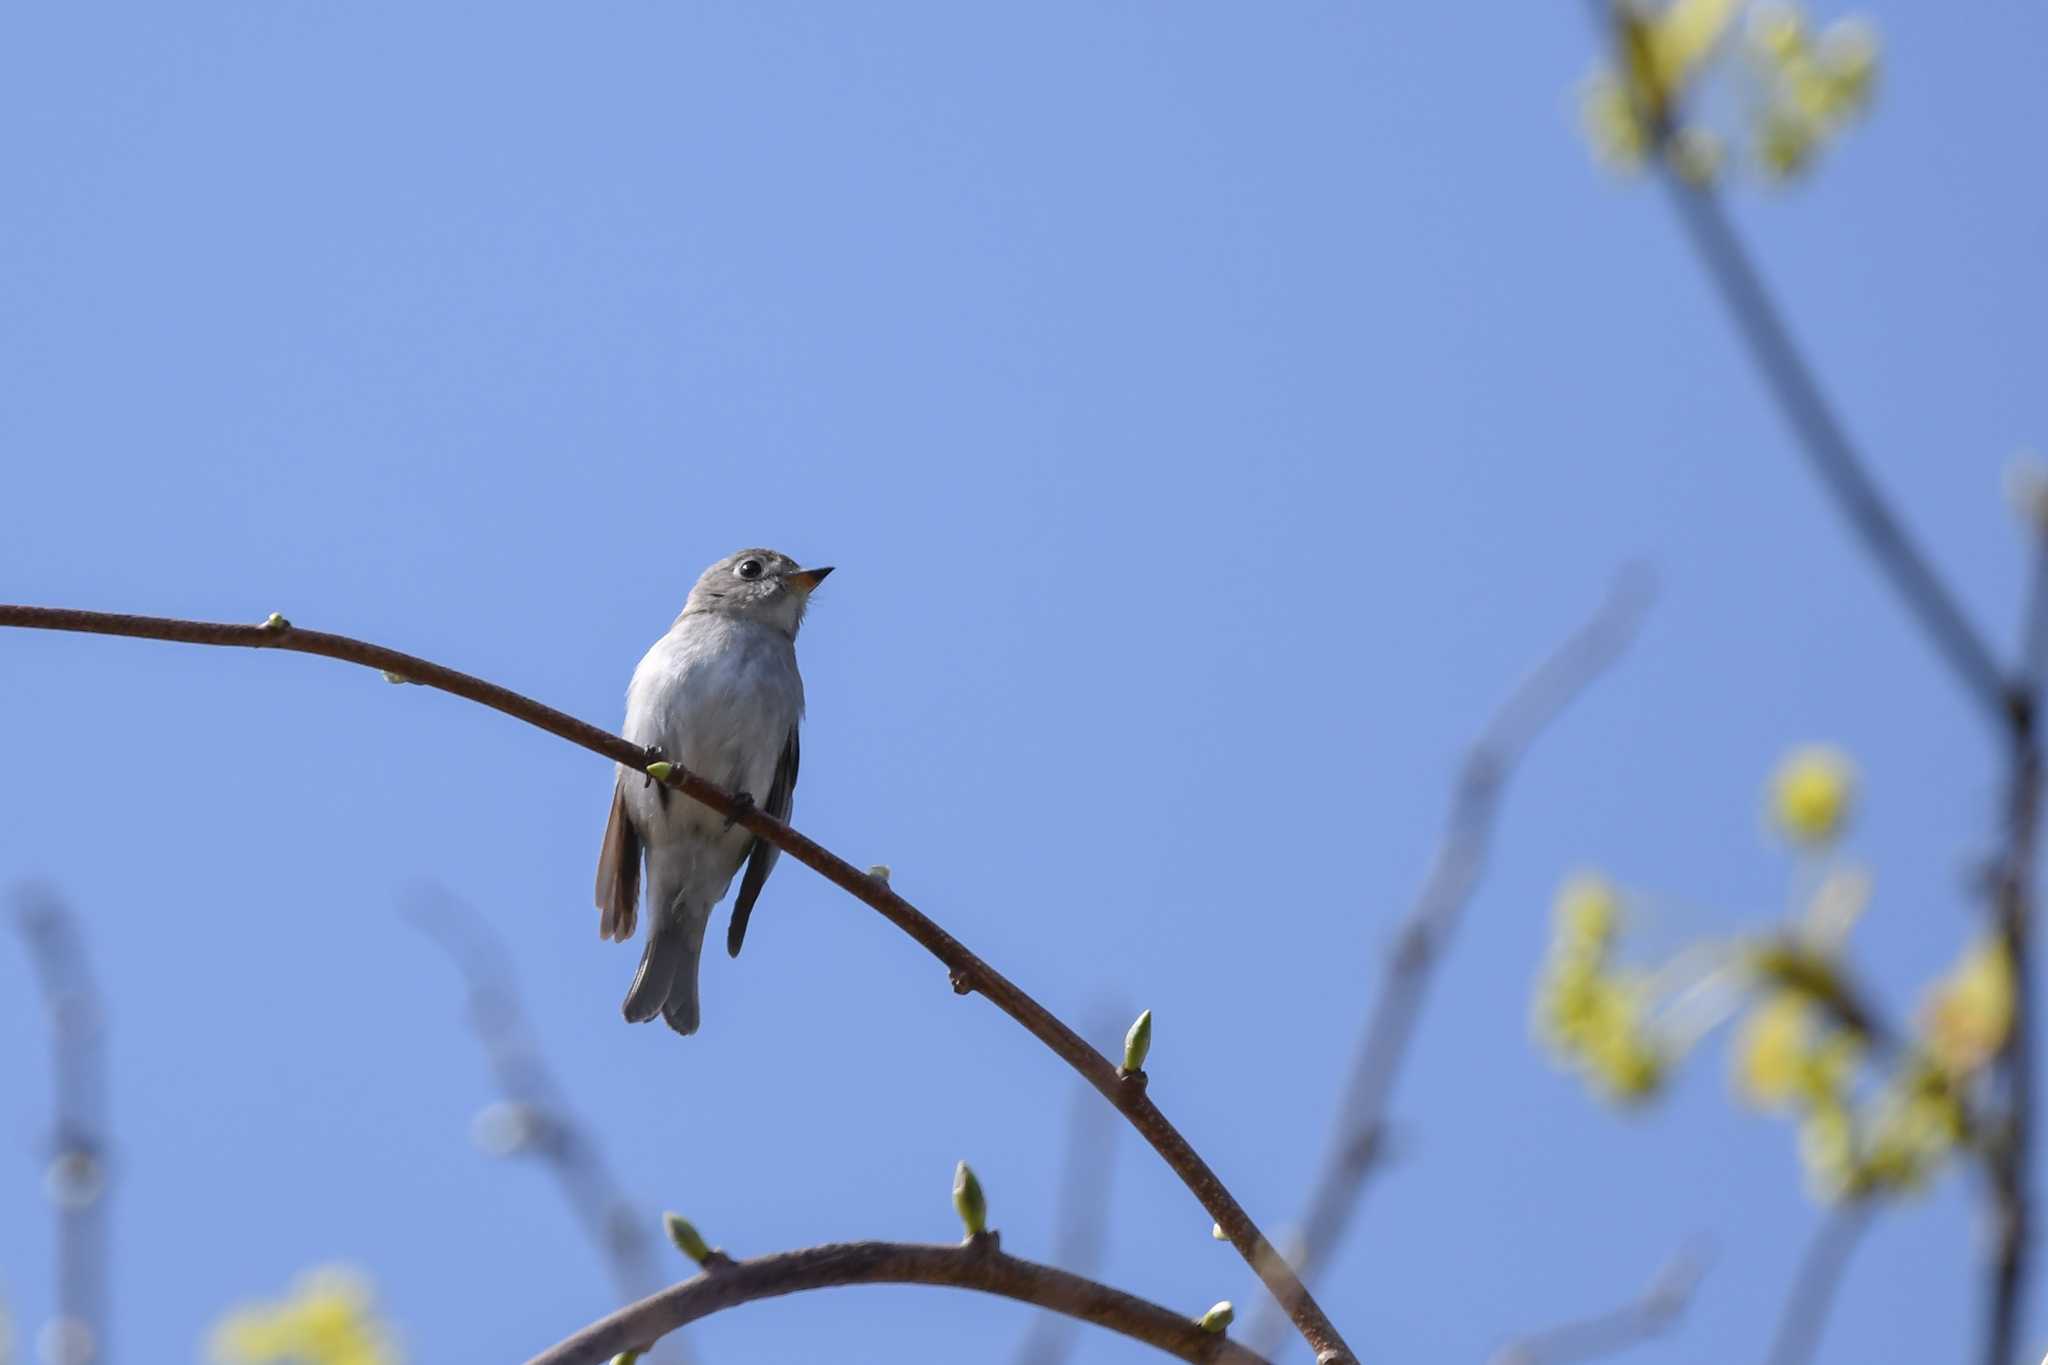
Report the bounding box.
[1734,994,1810,1107]
[1920,938,2015,1077]
[1643,0,1743,95]
[209,1266,399,1365]
[1732,989,1860,1113]
[1556,874,1622,945]
[1768,745,1855,844]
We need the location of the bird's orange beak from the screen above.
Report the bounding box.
[787,566,835,592]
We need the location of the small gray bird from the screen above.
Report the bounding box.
[594,548,832,1035]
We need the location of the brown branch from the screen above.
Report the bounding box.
[403,887,691,1365]
[0,604,1357,1365]
[524,1236,1269,1365]
[1247,570,1653,1356]
[13,886,111,1365]
[1764,1205,1869,1365]
[1488,1240,1707,1365]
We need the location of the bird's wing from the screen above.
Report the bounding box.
[595,774,642,943]
[727,725,799,958]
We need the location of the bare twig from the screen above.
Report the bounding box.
[2016,535,2048,699]
[1984,721,2040,1365]
[1013,1013,1125,1365]
[1655,177,2010,726]
[1986,521,2048,1365]
[1489,1240,1707,1365]
[1764,1205,1870,1365]
[524,1237,1269,1365]
[13,887,110,1365]
[1248,570,1652,1356]
[404,888,689,1363]
[0,605,1358,1365]
[1583,0,2008,728]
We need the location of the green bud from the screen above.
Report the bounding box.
[1122,1009,1153,1074]
[258,612,290,631]
[611,1353,643,1365]
[1211,1222,1227,1241]
[1197,1301,1235,1333]
[952,1161,987,1238]
[867,864,892,884]
[645,761,675,782]
[663,1212,712,1265]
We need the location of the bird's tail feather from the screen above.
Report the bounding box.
[621,901,707,1036]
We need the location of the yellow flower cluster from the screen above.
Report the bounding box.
[1728,975,1957,1199]
[1581,0,1740,170]
[209,1267,400,1365]
[1541,744,2012,1204]
[1534,875,1667,1102]
[1748,5,1879,180]
[1578,0,1877,183]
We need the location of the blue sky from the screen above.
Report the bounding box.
[3,3,2044,1362]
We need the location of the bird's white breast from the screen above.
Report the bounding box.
[622,614,803,839]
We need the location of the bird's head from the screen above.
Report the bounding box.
[681,548,833,637]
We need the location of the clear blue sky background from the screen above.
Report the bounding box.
[3,3,2044,1362]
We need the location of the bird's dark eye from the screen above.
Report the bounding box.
[736,559,764,580]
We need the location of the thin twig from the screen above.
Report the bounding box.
[523,1237,1270,1365]
[1248,570,1653,1356]
[1489,1240,1707,1365]
[1984,718,2040,1365]
[1987,526,2048,1365]
[13,887,110,1365]
[1013,1012,1125,1365]
[1583,0,2010,729]
[1764,1205,1870,1365]
[2016,535,2048,699]
[0,604,1358,1365]
[403,887,690,1364]
[1656,178,2010,726]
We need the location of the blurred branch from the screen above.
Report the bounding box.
[1248,569,1653,1356]
[0,606,1357,1365]
[1489,1241,1707,1365]
[1013,1013,1125,1365]
[1985,656,2041,1365]
[2017,531,2048,698]
[14,886,110,1365]
[1763,1205,1869,1365]
[403,888,688,1362]
[1583,0,2008,729]
[525,1237,1270,1365]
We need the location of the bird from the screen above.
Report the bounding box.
[594,548,832,1035]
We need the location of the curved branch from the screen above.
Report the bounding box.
[1248,570,1652,1356]
[525,1237,1268,1365]
[0,604,1356,1365]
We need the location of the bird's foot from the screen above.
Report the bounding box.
[722,791,756,832]
[644,745,671,808]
